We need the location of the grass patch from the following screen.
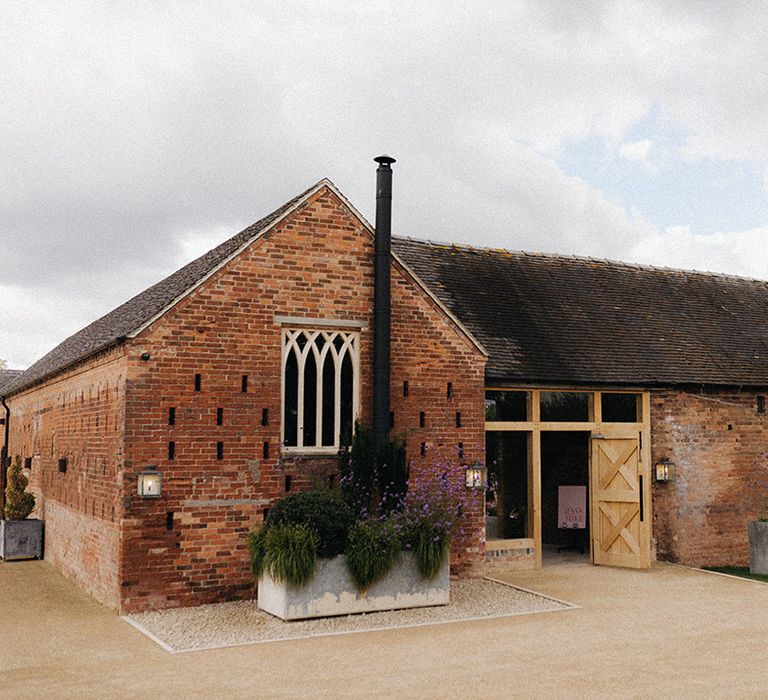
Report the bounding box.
[703,566,768,583]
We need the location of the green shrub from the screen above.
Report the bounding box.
[339,421,408,517]
[261,525,319,587]
[248,528,268,578]
[413,522,450,580]
[4,455,35,520]
[377,434,408,514]
[264,490,354,558]
[339,420,376,512]
[345,519,400,590]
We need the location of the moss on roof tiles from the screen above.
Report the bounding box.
[393,236,768,387]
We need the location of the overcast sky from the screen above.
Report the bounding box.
[3,2,768,368]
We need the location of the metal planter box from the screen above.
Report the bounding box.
[0,519,43,561]
[748,521,768,574]
[258,552,449,620]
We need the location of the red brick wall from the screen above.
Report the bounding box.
[6,347,126,608]
[390,261,486,574]
[119,186,486,611]
[651,388,768,567]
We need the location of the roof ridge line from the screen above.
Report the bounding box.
[392,235,768,285]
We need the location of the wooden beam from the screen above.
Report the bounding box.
[531,427,542,569]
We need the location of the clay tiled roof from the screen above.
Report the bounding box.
[393,237,768,387]
[0,369,23,396]
[5,183,322,395]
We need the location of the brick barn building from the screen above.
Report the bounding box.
[3,166,768,612]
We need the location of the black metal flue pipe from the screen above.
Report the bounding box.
[0,395,10,520]
[373,154,396,446]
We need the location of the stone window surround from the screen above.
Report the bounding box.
[277,317,364,454]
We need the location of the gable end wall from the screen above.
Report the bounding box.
[119,187,486,612]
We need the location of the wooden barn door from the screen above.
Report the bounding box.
[590,432,650,569]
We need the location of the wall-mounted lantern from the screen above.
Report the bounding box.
[137,465,163,497]
[465,461,486,489]
[654,459,676,483]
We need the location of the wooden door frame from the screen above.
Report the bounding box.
[485,388,651,569]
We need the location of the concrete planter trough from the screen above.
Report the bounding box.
[0,519,43,560]
[258,551,450,621]
[748,521,768,574]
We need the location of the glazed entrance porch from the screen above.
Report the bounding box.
[485,388,652,570]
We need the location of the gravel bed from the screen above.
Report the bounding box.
[125,578,572,652]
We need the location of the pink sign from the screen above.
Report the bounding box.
[558,485,587,529]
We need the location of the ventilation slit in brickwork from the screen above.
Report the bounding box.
[456,411,462,428]
[261,408,269,426]
[447,382,453,399]
[168,441,176,460]
[758,396,766,414]
[389,411,395,428]
[284,475,292,492]
[216,407,223,426]
[327,474,336,489]
[419,411,425,428]
[168,407,176,426]
[242,375,248,393]
[194,373,202,392]
[166,512,174,531]
[263,441,270,459]
[420,442,426,457]
[24,457,32,470]
[458,442,464,459]
[403,381,409,397]
[58,457,68,473]
[216,441,224,460]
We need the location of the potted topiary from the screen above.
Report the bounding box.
[748,517,768,575]
[0,455,43,560]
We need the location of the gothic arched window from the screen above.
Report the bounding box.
[282,329,359,451]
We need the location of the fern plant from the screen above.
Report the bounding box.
[4,455,35,520]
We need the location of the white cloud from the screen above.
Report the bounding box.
[173,226,239,268]
[619,139,656,171]
[403,121,656,260]
[628,226,768,279]
[2,1,768,365]
[0,283,108,369]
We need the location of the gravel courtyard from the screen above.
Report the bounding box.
[125,578,572,652]
[3,558,768,698]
